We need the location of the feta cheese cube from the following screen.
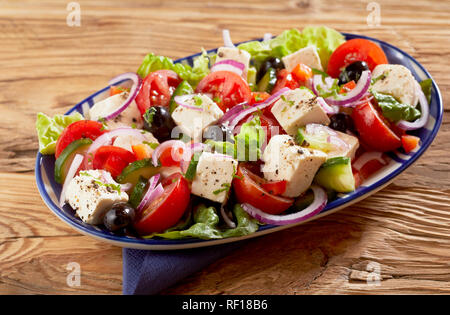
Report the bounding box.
[113,130,159,153]
[65,170,128,225]
[171,94,224,142]
[215,47,251,79]
[371,64,418,106]
[271,88,330,136]
[262,135,327,197]
[327,131,359,160]
[191,152,238,203]
[89,92,143,130]
[282,46,323,72]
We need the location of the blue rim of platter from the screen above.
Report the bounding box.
[35,32,443,249]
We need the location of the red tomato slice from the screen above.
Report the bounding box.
[55,120,105,159]
[233,164,293,215]
[195,71,251,112]
[135,70,181,115]
[401,135,420,153]
[92,146,136,178]
[249,92,270,105]
[352,101,401,152]
[159,145,185,167]
[271,69,300,94]
[327,38,388,78]
[134,173,190,234]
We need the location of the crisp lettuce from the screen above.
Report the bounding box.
[137,51,210,87]
[372,91,421,122]
[238,26,345,71]
[36,112,84,155]
[150,204,259,240]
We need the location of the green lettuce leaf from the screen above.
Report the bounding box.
[235,115,265,161]
[36,112,84,155]
[420,78,432,104]
[150,204,259,240]
[137,51,210,87]
[238,26,345,71]
[372,91,421,122]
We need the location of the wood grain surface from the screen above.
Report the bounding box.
[0,0,449,295]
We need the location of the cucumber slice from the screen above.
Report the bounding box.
[314,157,355,193]
[257,67,277,93]
[298,126,335,153]
[129,176,147,209]
[169,80,194,113]
[116,158,160,187]
[247,66,257,86]
[54,138,92,184]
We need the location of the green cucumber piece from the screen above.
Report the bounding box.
[54,138,92,184]
[314,157,355,193]
[298,126,335,152]
[247,66,257,86]
[184,151,202,181]
[257,67,277,93]
[116,158,160,187]
[169,80,194,113]
[129,176,147,209]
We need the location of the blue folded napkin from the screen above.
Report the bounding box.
[122,242,241,295]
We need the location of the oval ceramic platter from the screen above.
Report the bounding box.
[35,33,443,250]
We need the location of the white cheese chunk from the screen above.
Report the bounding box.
[215,47,251,79]
[65,170,128,225]
[282,46,323,72]
[171,94,224,142]
[113,130,159,153]
[371,64,419,106]
[262,135,327,198]
[271,88,330,136]
[191,152,238,203]
[89,92,143,130]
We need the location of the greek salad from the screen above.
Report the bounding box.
[36,26,431,240]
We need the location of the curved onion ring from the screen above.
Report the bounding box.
[103,72,142,121]
[59,154,84,208]
[211,59,245,76]
[352,151,387,171]
[397,82,429,130]
[136,174,162,213]
[151,140,186,167]
[222,29,235,48]
[241,185,327,225]
[174,95,203,111]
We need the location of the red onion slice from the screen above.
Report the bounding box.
[136,174,162,213]
[103,72,142,121]
[241,185,327,225]
[220,205,236,228]
[352,151,387,171]
[397,82,429,130]
[152,140,186,167]
[316,97,338,114]
[228,87,290,129]
[211,59,245,76]
[222,29,235,48]
[312,71,372,106]
[217,102,247,125]
[85,128,146,169]
[174,94,204,111]
[59,154,84,208]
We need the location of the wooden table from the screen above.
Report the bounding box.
[0,0,448,295]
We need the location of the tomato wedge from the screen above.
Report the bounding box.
[352,101,401,152]
[134,173,190,234]
[92,146,136,178]
[135,70,181,115]
[327,38,388,78]
[159,145,185,167]
[233,164,293,215]
[195,71,251,112]
[271,69,300,94]
[55,120,105,159]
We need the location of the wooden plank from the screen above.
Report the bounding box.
[0,0,449,294]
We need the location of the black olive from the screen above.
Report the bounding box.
[329,113,355,134]
[338,61,369,85]
[202,124,234,143]
[257,57,284,82]
[143,106,176,142]
[103,203,136,232]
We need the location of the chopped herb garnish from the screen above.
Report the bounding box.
[213,96,221,103]
[143,107,156,126]
[193,95,203,107]
[371,72,387,85]
[213,183,231,195]
[131,123,137,129]
[280,95,295,106]
[143,141,159,149]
